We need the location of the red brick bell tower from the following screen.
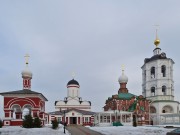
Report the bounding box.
[0,54,48,126]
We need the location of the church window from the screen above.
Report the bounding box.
[57,117,61,122]
[162,85,166,95]
[151,87,155,96]
[162,110,166,113]
[151,67,155,78]
[161,65,166,77]
[25,80,27,85]
[85,117,89,122]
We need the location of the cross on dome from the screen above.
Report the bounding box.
[118,65,128,84]
[24,54,30,66]
[153,25,160,47]
[72,72,75,79]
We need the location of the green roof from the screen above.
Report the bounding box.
[128,101,137,112]
[118,93,135,100]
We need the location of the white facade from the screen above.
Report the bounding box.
[55,79,91,111]
[141,43,180,124]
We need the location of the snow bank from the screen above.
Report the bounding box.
[0,125,70,135]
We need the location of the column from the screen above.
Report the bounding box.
[120,114,122,123]
[110,113,111,124]
[98,113,100,123]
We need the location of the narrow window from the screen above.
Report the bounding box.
[151,67,155,78]
[162,85,166,95]
[151,87,155,96]
[161,65,166,77]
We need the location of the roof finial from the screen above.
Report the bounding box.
[72,72,75,79]
[153,25,160,47]
[24,54,30,67]
[121,64,125,74]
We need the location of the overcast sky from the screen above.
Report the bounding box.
[0,1,180,116]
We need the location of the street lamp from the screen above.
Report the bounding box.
[60,110,66,134]
[63,110,66,134]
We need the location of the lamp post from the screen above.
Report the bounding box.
[60,110,66,134]
[63,110,66,134]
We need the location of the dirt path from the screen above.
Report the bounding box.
[67,125,103,135]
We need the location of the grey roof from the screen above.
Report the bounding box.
[49,108,96,115]
[144,49,174,64]
[0,89,48,101]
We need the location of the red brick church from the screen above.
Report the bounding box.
[103,68,150,125]
[0,55,48,126]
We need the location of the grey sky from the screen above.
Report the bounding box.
[0,1,180,115]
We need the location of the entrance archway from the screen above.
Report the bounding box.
[70,117,77,124]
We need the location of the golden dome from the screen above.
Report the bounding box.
[154,38,160,47]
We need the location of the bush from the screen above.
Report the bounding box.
[33,117,42,128]
[52,118,58,129]
[22,115,34,128]
[133,114,137,127]
[0,119,3,128]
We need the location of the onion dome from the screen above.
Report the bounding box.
[22,68,32,78]
[118,68,128,83]
[67,79,79,86]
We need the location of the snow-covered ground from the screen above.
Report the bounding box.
[0,125,179,135]
[0,124,70,135]
[89,125,179,135]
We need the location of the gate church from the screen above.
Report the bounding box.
[48,78,95,126]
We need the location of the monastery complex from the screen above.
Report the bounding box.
[0,31,180,126]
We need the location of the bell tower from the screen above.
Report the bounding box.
[141,29,175,102]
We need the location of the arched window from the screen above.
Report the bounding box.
[161,65,166,77]
[151,67,155,78]
[162,105,173,113]
[151,87,155,96]
[162,85,166,95]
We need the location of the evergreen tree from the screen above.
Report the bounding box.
[33,117,42,128]
[22,114,34,128]
[0,119,3,128]
[52,118,58,129]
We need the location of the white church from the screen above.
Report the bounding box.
[141,30,180,125]
[47,78,95,126]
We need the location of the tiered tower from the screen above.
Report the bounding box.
[141,29,179,124]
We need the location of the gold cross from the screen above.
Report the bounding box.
[153,24,160,39]
[24,54,30,65]
[121,64,125,71]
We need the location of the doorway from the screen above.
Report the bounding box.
[70,117,77,124]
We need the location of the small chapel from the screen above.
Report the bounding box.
[47,78,95,126]
[0,55,48,126]
[94,68,150,126]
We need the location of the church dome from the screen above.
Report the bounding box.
[67,79,79,86]
[118,70,128,83]
[22,68,32,78]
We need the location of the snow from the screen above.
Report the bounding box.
[0,124,70,135]
[89,125,179,135]
[0,125,179,135]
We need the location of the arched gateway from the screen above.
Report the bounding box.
[0,55,48,126]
